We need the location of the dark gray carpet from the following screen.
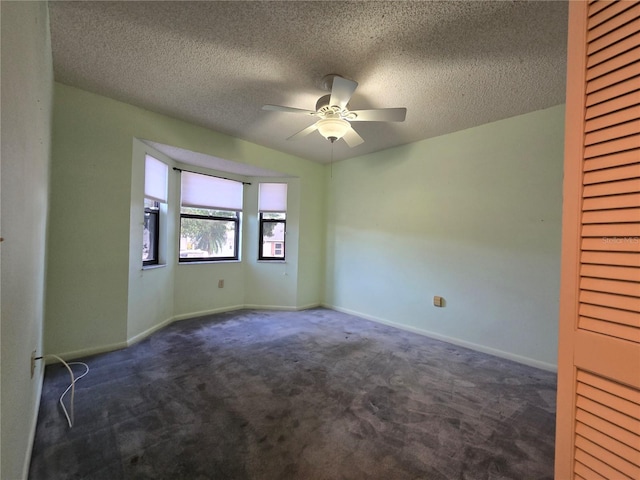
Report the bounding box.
[29,308,556,480]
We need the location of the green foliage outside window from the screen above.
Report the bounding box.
[180,207,237,256]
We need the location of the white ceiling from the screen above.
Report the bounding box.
[49,0,568,164]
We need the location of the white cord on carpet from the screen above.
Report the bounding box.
[37,354,90,428]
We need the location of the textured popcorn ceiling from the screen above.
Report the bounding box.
[49,1,568,164]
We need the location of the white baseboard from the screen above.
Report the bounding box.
[243,304,299,311]
[127,305,246,347]
[296,302,322,311]
[243,303,320,311]
[47,303,311,361]
[171,304,245,322]
[49,340,128,362]
[126,316,176,347]
[324,303,558,373]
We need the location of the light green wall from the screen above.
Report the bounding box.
[243,177,300,309]
[47,88,132,355]
[47,83,326,357]
[127,141,176,341]
[1,2,53,478]
[295,174,327,308]
[324,105,564,369]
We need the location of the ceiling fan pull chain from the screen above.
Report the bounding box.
[330,142,334,179]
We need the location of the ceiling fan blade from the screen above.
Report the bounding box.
[287,123,319,141]
[349,108,407,122]
[262,104,317,115]
[342,126,364,147]
[329,76,358,109]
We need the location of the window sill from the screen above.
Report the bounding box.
[142,263,167,271]
[178,259,241,265]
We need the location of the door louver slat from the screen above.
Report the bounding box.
[582,207,640,223]
[586,61,640,94]
[587,31,640,69]
[578,316,640,340]
[588,0,638,30]
[581,250,640,266]
[586,76,640,106]
[579,289,640,313]
[588,16,640,55]
[582,177,640,196]
[584,165,640,185]
[581,264,640,283]
[577,423,639,463]
[582,223,640,237]
[585,105,640,132]
[576,408,640,454]
[583,192,640,210]
[587,46,640,81]
[583,134,640,159]
[584,119,640,145]
[580,276,640,297]
[588,3,640,42]
[586,93,640,122]
[574,370,640,478]
[575,460,607,480]
[580,303,638,328]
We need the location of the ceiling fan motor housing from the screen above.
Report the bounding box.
[315,94,332,111]
[315,94,357,120]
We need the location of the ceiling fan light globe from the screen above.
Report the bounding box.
[317,118,350,142]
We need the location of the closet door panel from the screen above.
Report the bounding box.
[556,1,640,478]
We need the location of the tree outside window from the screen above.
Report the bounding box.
[259,212,286,260]
[179,207,239,261]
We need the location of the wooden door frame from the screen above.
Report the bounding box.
[556,1,589,476]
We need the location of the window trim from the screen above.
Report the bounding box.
[258,212,286,261]
[179,211,240,263]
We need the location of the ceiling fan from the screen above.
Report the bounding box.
[262,74,407,147]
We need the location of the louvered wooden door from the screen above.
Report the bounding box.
[556,0,640,478]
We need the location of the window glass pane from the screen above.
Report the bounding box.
[261,221,286,259]
[180,217,237,259]
[143,210,158,263]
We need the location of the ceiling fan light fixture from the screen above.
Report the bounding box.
[317,117,350,143]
